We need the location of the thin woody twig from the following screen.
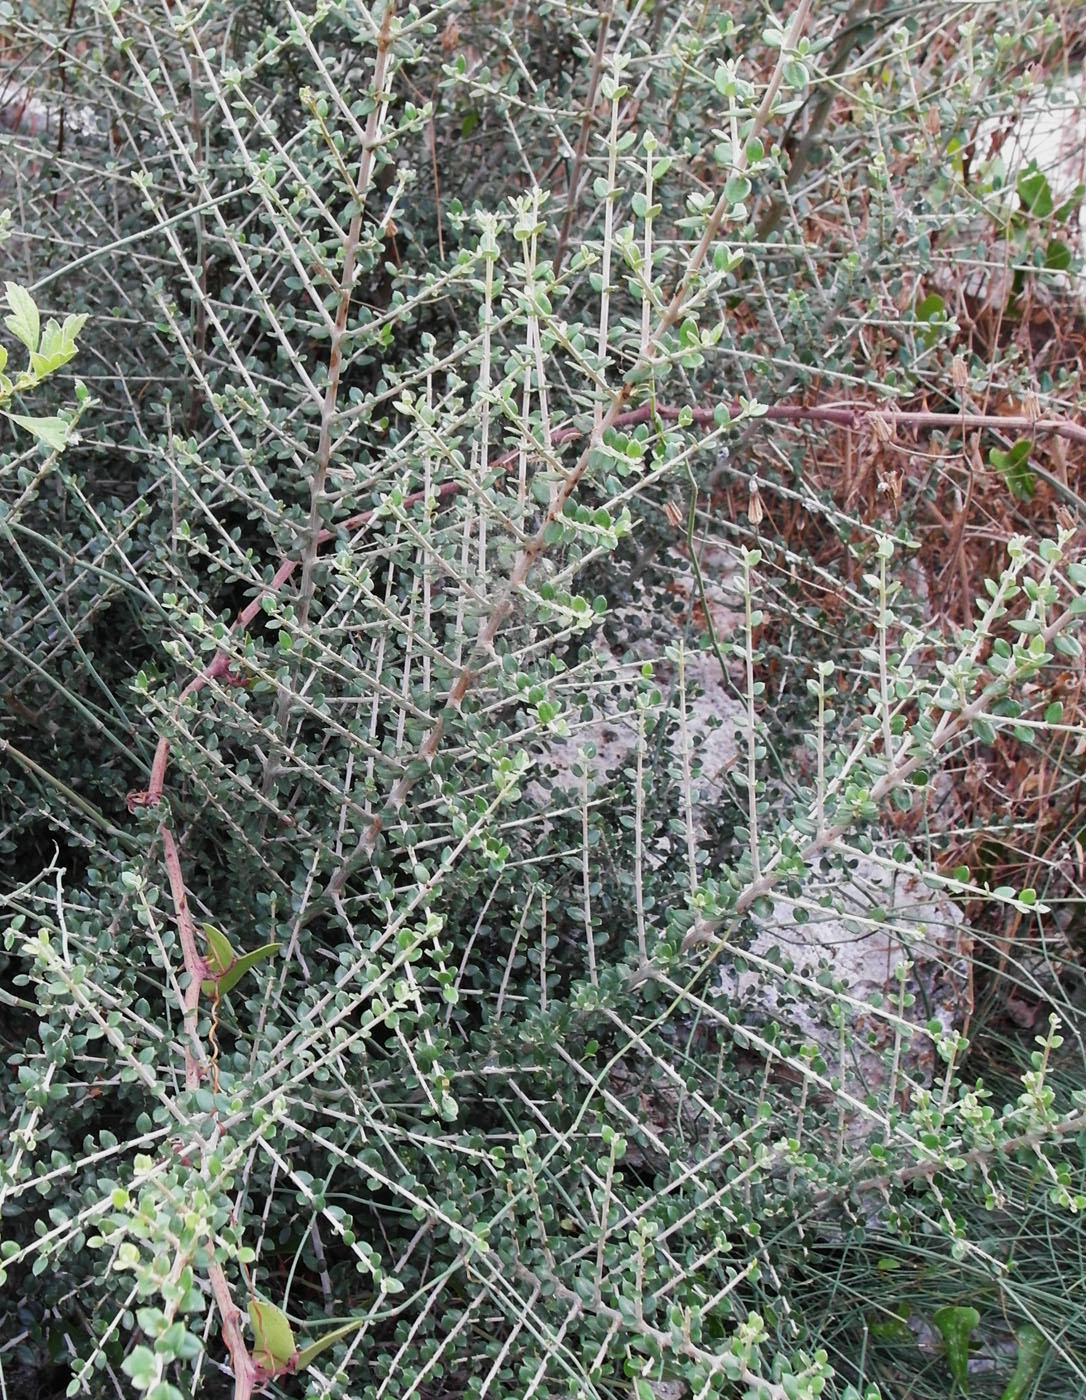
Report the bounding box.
[126,483,461,812]
[295,3,396,632]
[208,1261,260,1400]
[158,824,208,1092]
[552,2,613,278]
[325,0,816,896]
[126,391,1084,819]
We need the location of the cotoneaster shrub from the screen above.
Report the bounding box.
[2,3,1085,1399]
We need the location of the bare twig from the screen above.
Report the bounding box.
[552,2,613,277]
[295,4,396,631]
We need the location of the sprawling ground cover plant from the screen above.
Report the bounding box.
[2,2,1085,1397]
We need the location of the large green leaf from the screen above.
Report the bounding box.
[934,1305,980,1391]
[3,411,71,452]
[248,1298,297,1374]
[998,1323,1048,1400]
[4,280,40,351]
[200,922,280,997]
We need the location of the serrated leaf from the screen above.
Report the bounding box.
[4,281,40,352]
[30,317,80,378]
[248,1298,297,1374]
[4,412,70,452]
[62,311,88,342]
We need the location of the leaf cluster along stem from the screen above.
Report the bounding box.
[294,2,395,632]
[326,0,815,893]
[126,384,1086,849]
[109,3,1086,1389]
[682,545,1080,948]
[11,4,1086,1398]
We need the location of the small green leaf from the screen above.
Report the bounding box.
[4,281,40,351]
[868,1310,912,1341]
[989,440,1035,501]
[248,1298,297,1374]
[783,58,809,88]
[933,1304,980,1390]
[988,440,1030,471]
[914,292,950,346]
[121,1344,157,1388]
[200,923,279,997]
[1044,239,1072,271]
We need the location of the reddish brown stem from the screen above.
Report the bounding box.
[614,400,1086,447]
[208,1261,259,1400]
[158,823,208,1091]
